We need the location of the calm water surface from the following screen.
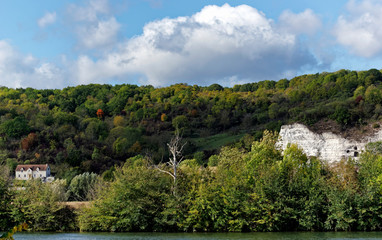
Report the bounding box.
[12,232,382,240]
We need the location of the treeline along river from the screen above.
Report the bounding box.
[5,132,382,232]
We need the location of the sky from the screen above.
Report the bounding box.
[1,0,382,89]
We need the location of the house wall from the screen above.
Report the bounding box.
[15,170,30,180]
[15,168,50,180]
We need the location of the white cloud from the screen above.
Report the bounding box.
[67,0,121,50]
[77,17,121,49]
[72,55,115,85]
[1,4,325,89]
[38,12,57,28]
[0,40,65,89]
[73,4,318,86]
[279,9,322,35]
[334,0,382,57]
[68,0,109,22]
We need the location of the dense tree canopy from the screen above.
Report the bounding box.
[0,69,380,180]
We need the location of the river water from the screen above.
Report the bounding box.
[12,232,382,240]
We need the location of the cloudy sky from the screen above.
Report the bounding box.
[1,0,382,89]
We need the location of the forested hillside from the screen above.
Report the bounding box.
[2,68,382,232]
[0,68,381,181]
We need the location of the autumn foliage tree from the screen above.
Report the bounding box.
[21,133,37,151]
[160,113,168,122]
[96,109,104,119]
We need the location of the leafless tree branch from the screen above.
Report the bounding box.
[153,131,186,196]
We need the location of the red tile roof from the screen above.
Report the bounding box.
[15,164,49,171]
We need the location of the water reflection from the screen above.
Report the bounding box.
[13,232,382,240]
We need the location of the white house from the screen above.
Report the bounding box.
[15,164,54,182]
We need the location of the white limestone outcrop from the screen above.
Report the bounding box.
[277,123,382,163]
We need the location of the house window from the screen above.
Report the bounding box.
[33,174,35,177]
[18,174,20,177]
[24,174,26,177]
[40,174,42,177]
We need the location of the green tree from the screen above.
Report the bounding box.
[113,137,130,158]
[106,127,142,151]
[0,117,30,138]
[365,85,382,105]
[172,115,189,133]
[0,165,13,231]
[325,159,359,231]
[207,84,224,91]
[67,172,98,201]
[84,119,108,141]
[79,156,171,232]
[11,179,75,231]
[331,105,351,126]
[355,143,382,230]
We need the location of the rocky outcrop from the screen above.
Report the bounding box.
[277,123,382,163]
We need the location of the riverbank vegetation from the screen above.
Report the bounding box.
[76,134,382,232]
[3,132,382,232]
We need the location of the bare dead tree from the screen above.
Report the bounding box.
[154,132,186,196]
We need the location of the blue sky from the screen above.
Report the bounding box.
[1,0,382,89]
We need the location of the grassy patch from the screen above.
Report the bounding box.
[190,132,245,151]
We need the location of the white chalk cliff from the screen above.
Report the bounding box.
[277,123,382,163]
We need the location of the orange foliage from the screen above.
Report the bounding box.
[190,109,198,117]
[96,109,104,119]
[161,113,168,122]
[21,133,37,151]
[128,141,142,154]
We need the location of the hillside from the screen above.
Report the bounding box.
[0,68,381,181]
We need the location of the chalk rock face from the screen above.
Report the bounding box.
[277,123,381,163]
